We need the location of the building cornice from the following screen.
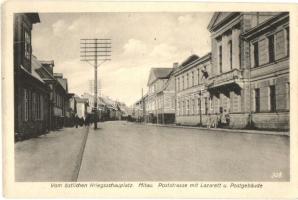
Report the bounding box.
[241,12,288,41]
[174,53,211,76]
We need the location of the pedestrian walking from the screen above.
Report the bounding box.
[207,113,211,128]
[221,109,227,127]
[85,115,90,127]
[214,113,219,128]
[75,114,79,128]
[225,112,230,127]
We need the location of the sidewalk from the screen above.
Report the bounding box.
[15,126,89,182]
[142,123,289,136]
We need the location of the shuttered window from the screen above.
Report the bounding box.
[258,39,269,65]
[255,88,260,113]
[24,89,29,121]
[275,30,286,60]
[32,92,36,120]
[253,42,259,67]
[219,45,223,73]
[269,85,276,112]
[24,30,31,60]
[268,35,275,63]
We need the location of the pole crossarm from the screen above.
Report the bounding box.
[80,54,111,57]
[80,51,111,53]
[80,38,112,129]
[80,38,111,40]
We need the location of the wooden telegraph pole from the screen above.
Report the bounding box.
[80,39,111,129]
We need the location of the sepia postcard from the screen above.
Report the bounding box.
[2,0,298,198]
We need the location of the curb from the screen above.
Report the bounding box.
[140,123,289,136]
[71,127,90,181]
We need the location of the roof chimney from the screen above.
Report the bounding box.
[173,62,179,68]
[40,60,55,75]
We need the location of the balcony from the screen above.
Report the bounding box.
[207,69,244,90]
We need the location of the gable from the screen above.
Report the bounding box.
[208,12,239,32]
[147,69,157,86]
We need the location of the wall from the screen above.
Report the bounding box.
[77,103,86,118]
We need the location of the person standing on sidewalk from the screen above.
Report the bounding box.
[75,114,79,128]
[214,113,219,128]
[221,109,227,127]
[207,113,211,128]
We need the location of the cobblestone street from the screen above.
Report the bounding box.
[15,121,289,182]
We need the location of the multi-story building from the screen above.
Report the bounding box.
[146,67,175,124]
[75,96,89,119]
[241,12,289,130]
[36,59,70,130]
[174,53,212,125]
[206,12,289,130]
[132,97,145,122]
[14,13,51,139]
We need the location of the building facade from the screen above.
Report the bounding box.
[174,53,212,126]
[206,12,289,130]
[241,12,289,130]
[75,97,89,119]
[132,96,146,122]
[146,67,175,124]
[36,59,70,130]
[14,13,51,139]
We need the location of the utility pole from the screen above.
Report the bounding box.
[80,38,111,129]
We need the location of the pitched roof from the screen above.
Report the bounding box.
[153,68,172,79]
[241,12,288,40]
[26,13,40,24]
[180,54,199,67]
[58,78,68,91]
[75,97,89,104]
[173,53,211,77]
[207,12,239,32]
[147,68,173,86]
[34,57,56,81]
[31,56,46,83]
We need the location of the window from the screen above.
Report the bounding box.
[286,82,290,110]
[268,35,275,63]
[40,95,44,120]
[210,97,213,113]
[253,42,259,67]
[186,73,189,88]
[197,97,201,115]
[205,97,208,114]
[229,40,233,69]
[255,88,260,113]
[177,78,180,91]
[219,45,223,73]
[182,76,184,90]
[192,99,196,115]
[180,100,183,115]
[197,69,200,85]
[24,30,31,60]
[191,71,194,87]
[32,92,36,120]
[269,85,276,112]
[187,100,189,115]
[286,27,289,57]
[24,89,29,121]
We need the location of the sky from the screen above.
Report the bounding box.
[32,12,213,106]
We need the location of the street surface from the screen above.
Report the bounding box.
[15,121,289,181]
[15,127,88,181]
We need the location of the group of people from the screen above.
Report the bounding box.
[206,109,230,128]
[74,114,92,128]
